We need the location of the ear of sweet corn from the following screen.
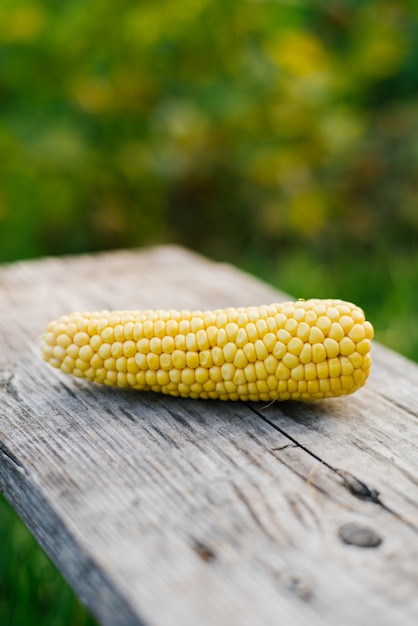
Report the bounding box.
[40,299,373,402]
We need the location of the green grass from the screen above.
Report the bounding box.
[0,494,97,626]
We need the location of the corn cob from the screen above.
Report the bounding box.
[40,299,373,402]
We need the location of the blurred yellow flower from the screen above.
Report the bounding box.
[266,30,330,76]
[0,6,45,43]
[70,78,115,113]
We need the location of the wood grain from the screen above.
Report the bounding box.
[0,245,417,626]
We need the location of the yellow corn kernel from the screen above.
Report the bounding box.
[319,379,330,393]
[296,321,310,341]
[328,322,344,342]
[309,327,325,344]
[159,353,172,371]
[245,323,258,342]
[339,315,354,333]
[123,322,134,340]
[168,368,181,384]
[191,317,204,333]
[146,353,159,370]
[186,333,198,351]
[328,358,341,378]
[79,345,94,362]
[263,332,277,351]
[181,368,195,386]
[135,353,147,370]
[127,357,139,374]
[340,357,354,376]
[312,344,326,363]
[256,319,268,337]
[277,329,292,344]
[161,336,175,353]
[317,362,328,379]
[287,336,304,356]
[264,355,278,375]
[114,325,125,342]
[166,319,178,337]
[111,342,123,359]
[195,367,209,384]
[196,329,209,350]
[175,334,186,350]
[157,369,170,386]
[116,357,127,373]
[299,343,312,364]
[186,351,199,368]
[282,352,299,369]
[223,342,238,363]
[199,350,213,368]
[357,339,372,355]
[133,323,143,341]
[348,324,366,343]
[305,362,317,381]
[276,363,290,380]
[136,338,149,354]
[323,338,339,359]
[244,363,257,383]
[291,364,305,381]
[55,335,72,352]
[234,369,247,385]
[123,340,137,357]
[255,361,268,380]
[235,327,248,347]
[316,316,332,334]
[256,379,269,394]
[226,322,239,341]
[243,342,257,362]
[339,337,355,356]
[221,363,235,381]
[233,349,248,369]
[217,328,228,347]
[273,341,287,359]
[40,298,373,401]
[209,366,222,382]
[307,380,319,394]
[172,350,186,369]
[91,354,104,369]
[255,339,268,360]
[305,311,317,325]
[341,375,354,390]
[212,346,224,366]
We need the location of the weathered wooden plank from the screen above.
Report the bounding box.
[0,245,417,626]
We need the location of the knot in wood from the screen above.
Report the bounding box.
[338,522,383,548]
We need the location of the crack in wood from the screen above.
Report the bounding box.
[0,441,28,475]
[249,406,418,533]
[335,470,381,502]
[272,443,299,451]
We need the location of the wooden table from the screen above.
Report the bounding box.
[0,245,417,626]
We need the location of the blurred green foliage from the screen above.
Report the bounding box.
[1,0,417,262]
[0,0,417,357]
[0,493,97,625]
[0,0,418,623]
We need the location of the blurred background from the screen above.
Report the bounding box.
[0,0,417,623]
